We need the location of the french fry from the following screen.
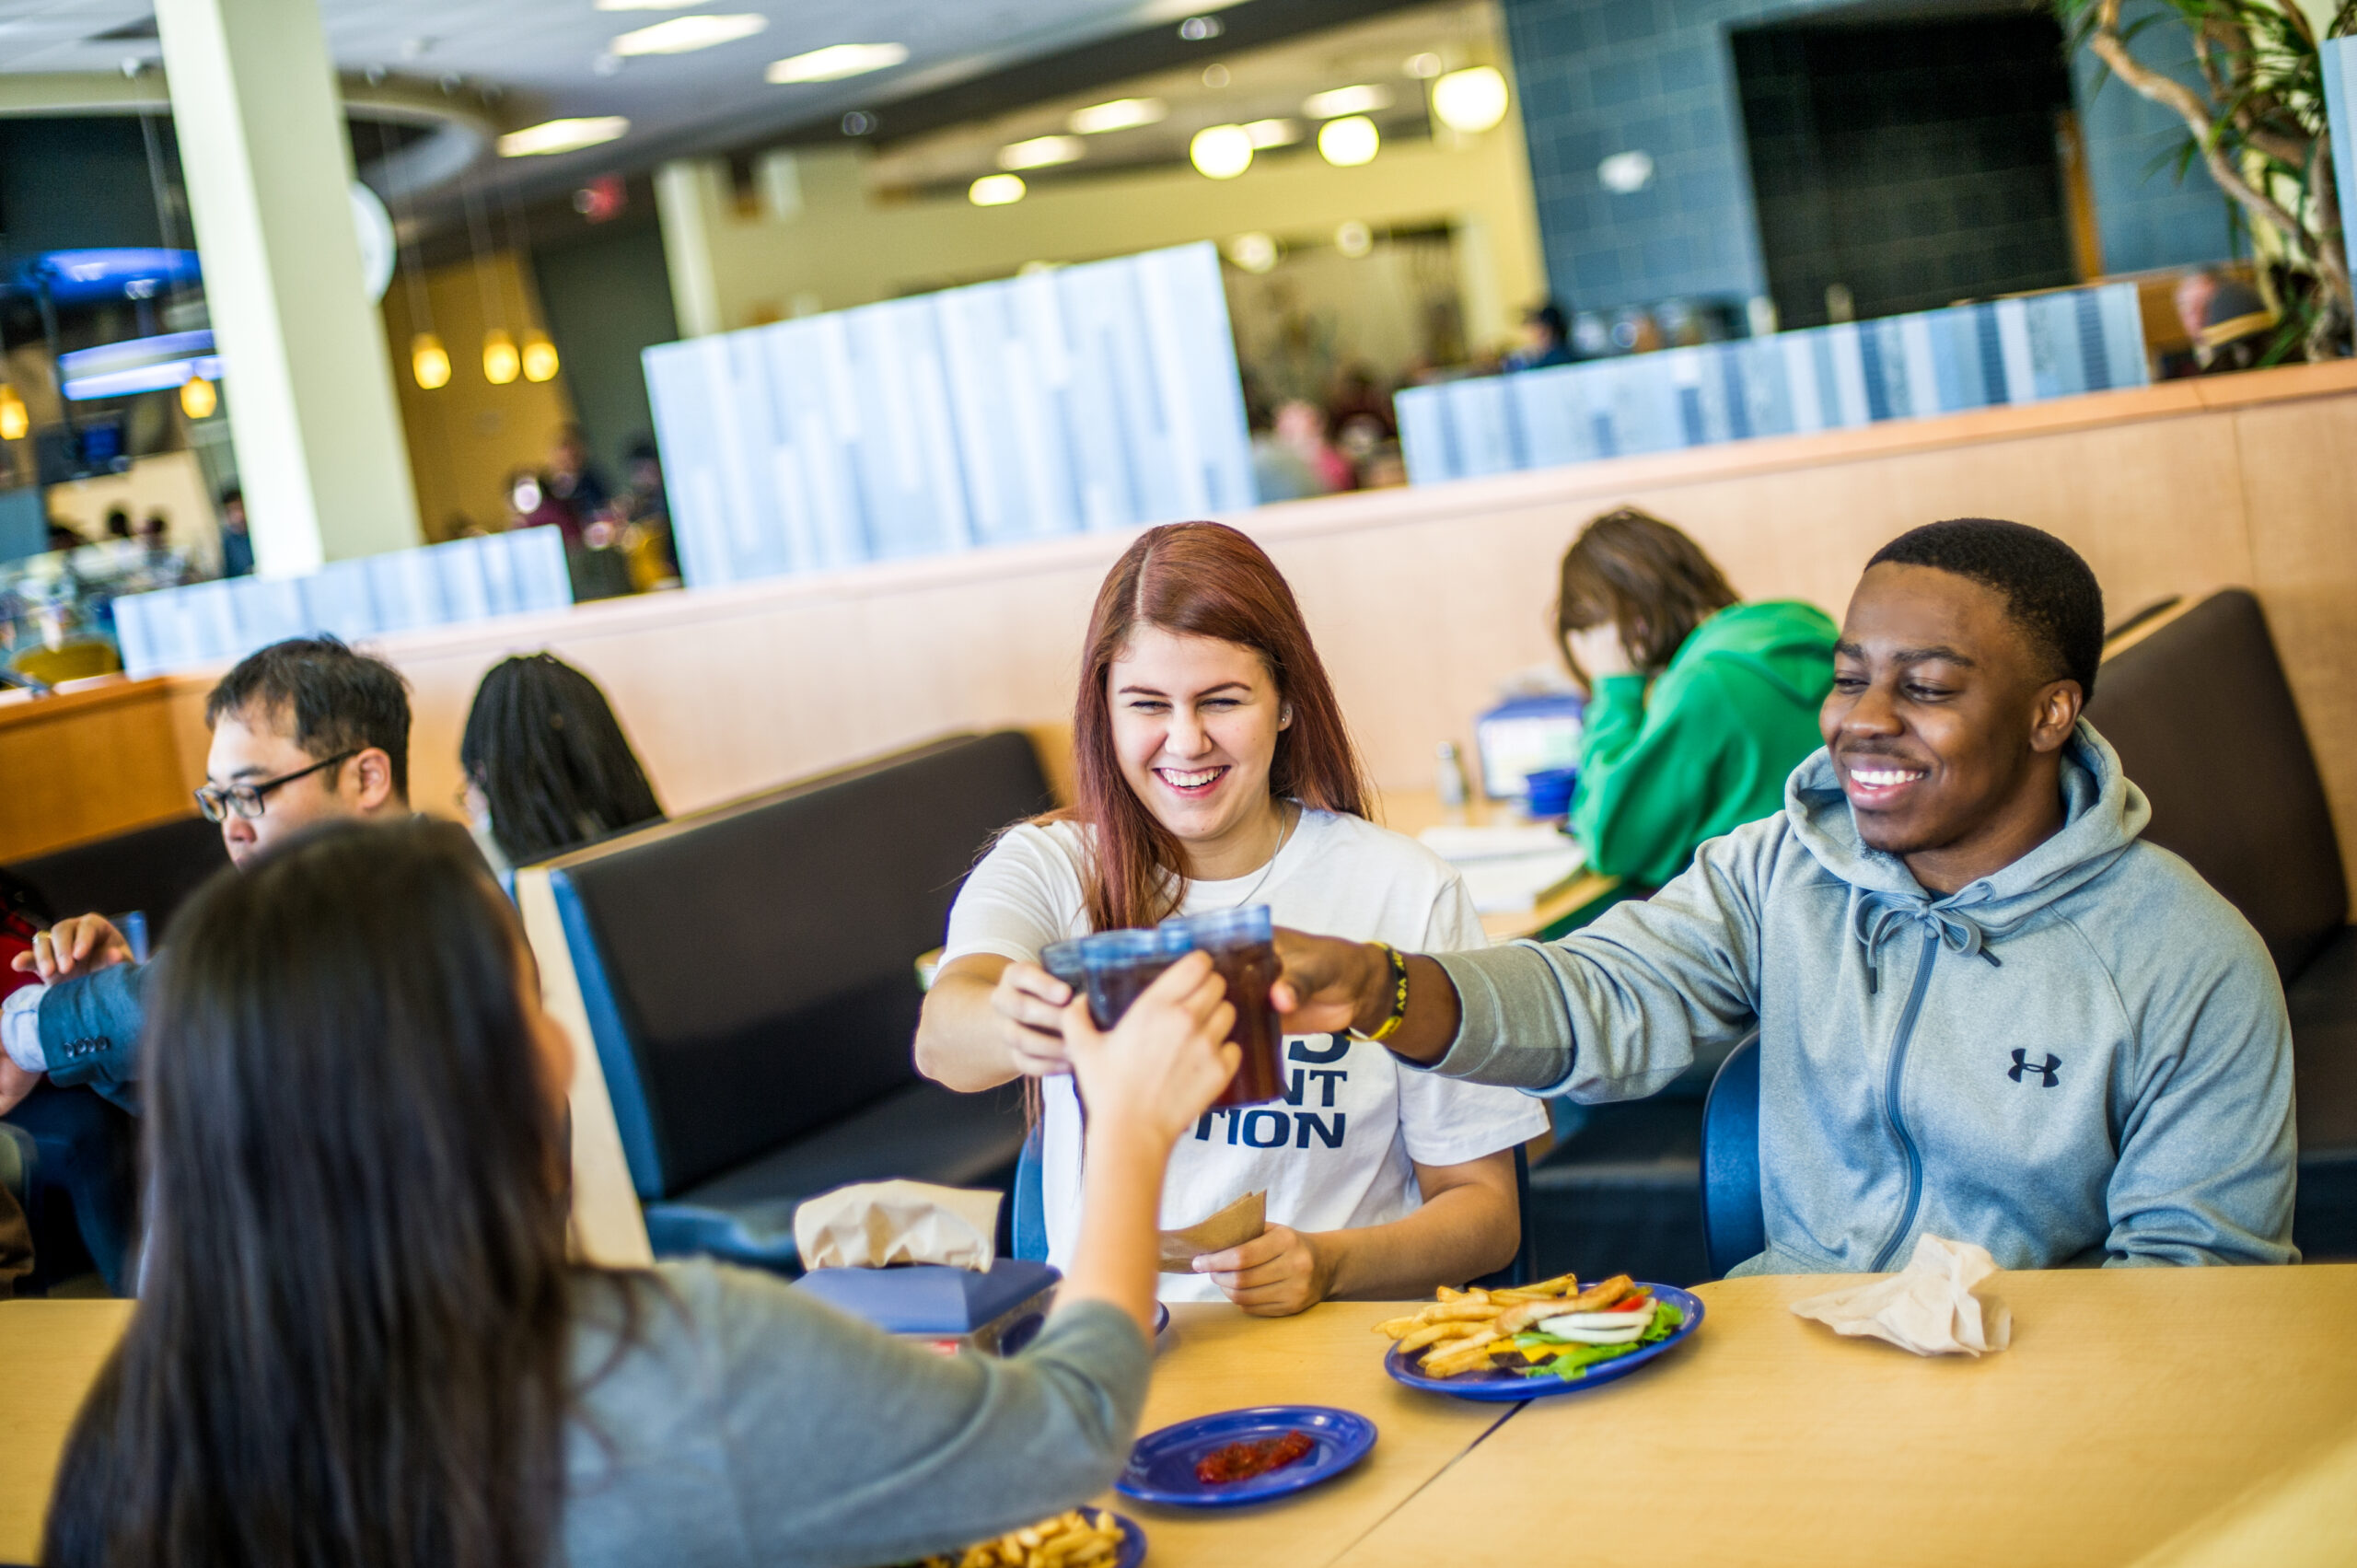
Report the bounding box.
[1422,1330,1507,1376]
[1422,1301,1502,1323]
[1562,1273,1635,1313]
[1399,1318,1489,1353]
[1435,1285,1467,1301]
[1374,1315,1421,1338]
[1524,1272,1579,1296]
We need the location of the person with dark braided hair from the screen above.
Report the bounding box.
[459,654,665,869]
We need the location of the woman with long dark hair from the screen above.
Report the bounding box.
[44,819,1239,1568]
[1555,506,1837,887]
[917,521,1544,1316]
[460,653,665,867]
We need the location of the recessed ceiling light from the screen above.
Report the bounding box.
[999,135,1084,171]
[1318,114,1380,167]
[609,14,767,56]
[767,41,909,83]
[1404,52,1443,79]
[1303,83,1393,120]
[1226,232,1278,273]
[1067,97,1166,135]
[1244,118,1298,148]
[1432,65,1510,133]
[1190,124,1254,180]
[498,116,631,157]
[970,174,1027,206]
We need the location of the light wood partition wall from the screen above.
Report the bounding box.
[21,360,2357,895]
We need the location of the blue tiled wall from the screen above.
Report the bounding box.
[2071,1,2233,273]
[1500,0,2234,313]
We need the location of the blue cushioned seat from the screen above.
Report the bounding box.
[1699,1035,1763,1282]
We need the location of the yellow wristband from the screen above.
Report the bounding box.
[1354,942,1411,1043]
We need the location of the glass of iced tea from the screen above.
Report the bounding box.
[1161,905,1284,1109]
[1076,928,1186,1031]
[1039,937,1089,1003]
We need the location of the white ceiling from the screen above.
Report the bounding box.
[0,0,1240,187]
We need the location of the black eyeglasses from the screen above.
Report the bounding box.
[194,750,360,823]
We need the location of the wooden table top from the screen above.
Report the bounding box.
[0,1300,134,1564]
[1331,1266,2357,1568]
[1096,1300,1512,1568]
[8,1271,2351,1567]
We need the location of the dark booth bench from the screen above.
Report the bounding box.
[544,731,1051,1270]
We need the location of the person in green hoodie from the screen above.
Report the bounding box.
[1557,508,1836,888]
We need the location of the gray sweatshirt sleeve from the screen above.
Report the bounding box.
[1428,822,1775,1099]
[609,1263,1153,1567]
[2101,911,2299,1267]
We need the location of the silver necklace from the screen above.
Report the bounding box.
[1204,803,1296,910]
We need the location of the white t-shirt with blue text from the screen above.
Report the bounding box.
[941,808,1548,1301]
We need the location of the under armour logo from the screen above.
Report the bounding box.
[2008,1050,2061,1087]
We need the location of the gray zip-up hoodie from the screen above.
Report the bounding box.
[1432,721,2298,1272]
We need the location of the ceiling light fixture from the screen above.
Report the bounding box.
[0,386,26,441]
[498,117,630,157]
[970,173,1027,206]
[179,373,217,420]
[1335,219,1373,258]
[767,41,909,83]
[1243,118,1298,147]
[1318,115,1380,167]
[1303,83,1392,120]
[610,14,767,56]
[1226,233,1278,273]
[1201,63,1229,88]
[1178,15,1224,41]
[411,333,451,390]
[595,0,696,7]
[522,332,560,383]
[482,328,519,386]
[999,135,1083,170]
[1189,123,1254,180]
[1067,97,1166,134]
[1404,52,1443,79]
[1432,65,1509,133]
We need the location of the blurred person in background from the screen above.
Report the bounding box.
[1275,400,1352,494]
[1508,301,1577,370]
[1557,507,1837,889]
[2170,269,2278,376]
[545,423,610,519]
[506,469,582,546]
[215,486,253,578]
[102,509,131,541]
[459,653,665,871]
[1245,386,1321,505]
[616,439,677,589]
[45,818,1241,1568]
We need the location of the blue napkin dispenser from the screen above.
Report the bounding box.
[792,1259,1062,1355]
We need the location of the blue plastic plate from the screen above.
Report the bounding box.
[1155,1301,1171,1336]
[1110,1511,1146,1568]
[1117,1405,1376,1508]
[1385,1283,1706,1402]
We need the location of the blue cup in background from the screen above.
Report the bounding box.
[1524,765,1579,819]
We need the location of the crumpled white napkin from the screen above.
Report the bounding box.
[792,1179,1000,1272]
[1789,1234,2013,1356]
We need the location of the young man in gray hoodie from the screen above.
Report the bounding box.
[1273,518,2296,1273]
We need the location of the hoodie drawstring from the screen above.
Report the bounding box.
[1851,891,2004,993]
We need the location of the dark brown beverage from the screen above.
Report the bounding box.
[1164,906,1284,1109]
[1078,930,1181,1031]
[1205,938,1284,1109]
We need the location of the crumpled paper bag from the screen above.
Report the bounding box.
[793,1180,1000,1272]
[1158,1191,1266,1273]
[1790,1234,2013,1356]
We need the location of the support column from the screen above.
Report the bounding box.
[655,158,727,338]
[156,0,422,575]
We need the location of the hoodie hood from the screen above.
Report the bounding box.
[1785,720,2152,979]
[1680,599,1840,707]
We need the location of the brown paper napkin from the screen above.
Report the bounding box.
[792,1179,1000,1272]
[1157,1191,1266,1272]
[1790,1234,2013,1356]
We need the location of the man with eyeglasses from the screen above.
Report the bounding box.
[4,636,412,1117]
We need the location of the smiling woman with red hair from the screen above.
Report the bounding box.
[916,521,1544,1316]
